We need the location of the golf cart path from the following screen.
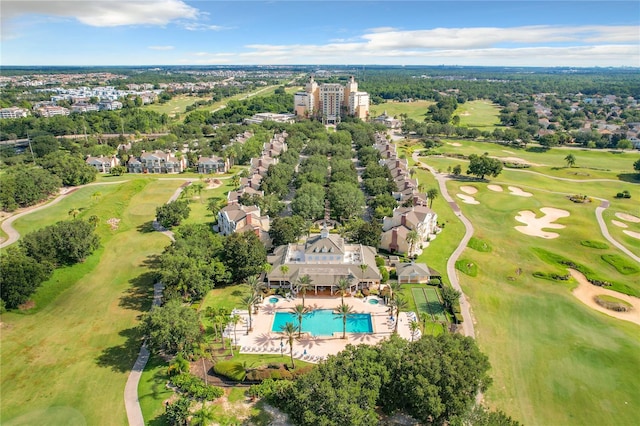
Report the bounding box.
[412,151,477,339]
[0,181,125,249]
[123,283,164,426]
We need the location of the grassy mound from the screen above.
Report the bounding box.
[594,295,633,312]
[468,237,492,252]
[601,254,640,275]
[455,259,478,277]
[531,247,639,297]
[580,240,609,250]
[213,361,247,381]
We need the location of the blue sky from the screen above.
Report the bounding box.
[1,1,639,66]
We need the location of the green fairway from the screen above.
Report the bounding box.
[454,100,501,128]
[143,94,211,117]
[370,100,434,122]
[0,178,182,425]
[411,140,640,424]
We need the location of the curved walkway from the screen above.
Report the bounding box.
[412,151,476,338]
[0,181,125,249]
[595,201,640,264]
[124,283,164,426]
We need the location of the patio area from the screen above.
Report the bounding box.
[230,295,420,363]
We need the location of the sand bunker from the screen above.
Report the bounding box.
[487,184,503,192]
[570,270,639,326]
[456,194,480,205]
[616,212,640,223]
[460,186,478,195]
[514,207,570,239]
[611,220,628,228]
[508,186,533,197]
[501,156,543,167]
[623,230,640,240]
[448,142,462,147]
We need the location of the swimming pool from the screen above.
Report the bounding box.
[268,297,280,303]
[368,299,380,305]
[272,309,373,336]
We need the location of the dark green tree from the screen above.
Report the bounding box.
[269,216,307,246]
[156,200,190,229]
[0,247,53,309]
[328,182,365,221]
[0,167,61,211]
[466,153,503,180]
[20,219,100,266]
[39,152,97,186]
[634,158,640,174]
[141,299,201,355]
[223,231,267,282]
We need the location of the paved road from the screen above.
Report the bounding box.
[412,151,476,338]
[123,283,164,426]
[0,181,125,249]
[595,200,640,264]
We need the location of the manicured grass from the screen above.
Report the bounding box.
[468,236,492,252]
[369,100,435,122]
[0,179,181,425]
[455,259,478,277]
[580,240,609,249]
[601,254,639,275]
[139,355,173,426]
[142,94,211,117]
[419,145,640,424]
[454,100,501,128]
[423,287,447,322]
[594,294,632,309]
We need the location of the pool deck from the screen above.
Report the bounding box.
[234,295,419,362]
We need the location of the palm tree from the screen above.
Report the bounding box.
[409,320,420,342]
[231,174,240,188]
[241,294,258,332]
[230,314,240,348]
[279,265,289,288]
[359,263,368,288]
[246,275,263,302]
[426,187,439,208]
[388,281,402,302]
[215,314,226,349]
[68,208,80,219]
[91,191,102,201]
[192,182,205,202]
[440,286,462,312]
[391,295,409,333]
[564,153,576,168]
[335,278,351,304]
[334,303,354,339]
[406,230,420,257]
[280,322,297,369]
[291,304,309,338]
[296,275,313,307]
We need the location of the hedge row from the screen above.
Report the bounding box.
[171,373,224,400]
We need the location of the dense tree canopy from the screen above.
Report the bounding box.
[223,231,267,282]
[328,182,365,221]
[141,299,201,355]
[269,216,307,247]
[0,166,61,212]
[156,200,190,229]
[257,333,496,426]
[0,247,53,309]
[38,152,97,186]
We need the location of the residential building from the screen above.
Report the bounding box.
[86,155,119,173]
[380,205,439,257]
[35,105,70,117]
[72,102,99,113]
[98,100,123,111]
[217,204,271,247]
[197,156,228,174]
[396,262,441,284]
[0,107,29,119]
[127,150,187,173]
[373,111,402,129]
[244,112,296,125]
[266,226,381,294]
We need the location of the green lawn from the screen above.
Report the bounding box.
[412,143,640,424]
[370,100,435,122]
[143,94,211,118]
[454,100,501,128]
[0,178,182,425]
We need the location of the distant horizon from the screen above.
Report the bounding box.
[2,1,638,67]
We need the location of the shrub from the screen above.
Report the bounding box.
[615,190,631,199]
[455,259,478,277]
[467,237,492,253]
[375,256,385,267]
[580,240,609,250]
[171,373,224,400]
[594,295,632,312]
[379,266,389,283]
[213,361,246,381]
[453,313,464,323]
[601,254,639,275]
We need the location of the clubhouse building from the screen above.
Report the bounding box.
[266,226,381,295]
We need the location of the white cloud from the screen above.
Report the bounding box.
[185,25,639,67]
[2,0,199,27]
[182,22,229,31]
[148,45,174,51]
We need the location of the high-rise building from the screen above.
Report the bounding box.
[293,75,369,124]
